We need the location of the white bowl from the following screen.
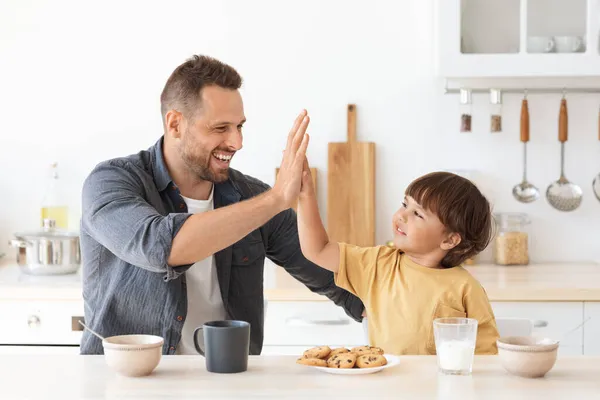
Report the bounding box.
[102,334,164,377]
[497,336,559,378]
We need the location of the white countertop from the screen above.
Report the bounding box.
[0,261,83,301]
[0,355,598,399]
[2,260,600,302]
[265,262,600,302]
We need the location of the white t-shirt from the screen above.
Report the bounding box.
[176,186,227,355]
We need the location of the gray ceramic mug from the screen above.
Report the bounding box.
[193,320,251,373]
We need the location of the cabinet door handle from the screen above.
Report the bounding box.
[27,315,41,329]
[533,320,548,328]
[285,317,350,326]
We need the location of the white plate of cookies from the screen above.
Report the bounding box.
[296,345,400,375]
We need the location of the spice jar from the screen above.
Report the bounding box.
[490,89,502,133]
[493,213,530,265]
[459,89,472,132]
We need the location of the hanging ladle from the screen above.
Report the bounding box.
[546,95,583,212]
[513,95,540,203]
[593,106,600,202]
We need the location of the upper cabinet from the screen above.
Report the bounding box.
[436,0,600,78]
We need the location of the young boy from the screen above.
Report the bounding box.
[297,167,499,355]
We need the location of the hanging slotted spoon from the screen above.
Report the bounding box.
[593,106,600,202]
[513,97,540,203]
[546,97,583,212]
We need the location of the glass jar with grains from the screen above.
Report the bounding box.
[493,213,530,265]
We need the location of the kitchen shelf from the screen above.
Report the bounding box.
[527,0,587,48]
[437,0,600,78]
[460,0,521,54]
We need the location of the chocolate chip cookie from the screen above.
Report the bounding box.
[296,357,328,367]
[326,352,357,369]
[351,345,385,356]
[356,354,388,368]
[328,347,350,359]
[302,346,331,359]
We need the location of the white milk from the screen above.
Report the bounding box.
[437,340,475,372]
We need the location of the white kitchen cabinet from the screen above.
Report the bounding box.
[491,302,584,355]
[436,0,600,77]
[583,302,600,355]
[265,301,588,355]
[263,302,366,348]
[261,346,311,356]
[0,346,80,355]
[0,300,83,346]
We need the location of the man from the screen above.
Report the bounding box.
[79,55,364,355]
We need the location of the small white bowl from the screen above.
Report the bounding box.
[102,334,164,377]
[497,336,559,378]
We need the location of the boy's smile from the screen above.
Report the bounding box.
[394,221,407,236]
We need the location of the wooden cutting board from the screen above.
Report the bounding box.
[327,104,375,247]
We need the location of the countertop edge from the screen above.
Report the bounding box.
[2,287,600,302]
[262,288,600,302]
[2,262,600,302]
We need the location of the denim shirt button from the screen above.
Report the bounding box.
[169,346,175,352]
[176,315,183,322]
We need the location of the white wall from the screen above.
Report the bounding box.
[1,0,598,263]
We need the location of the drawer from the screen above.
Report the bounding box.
[491,302,584,347]
[261,346,310,356]
[557,346,583,357]
[0,346,80,355]
[583,302,600,355]
[264,301,366,346]
[0,300,84,345]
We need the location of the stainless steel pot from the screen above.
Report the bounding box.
[9,219,81,275]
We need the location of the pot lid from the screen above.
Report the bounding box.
[13,219,79,239]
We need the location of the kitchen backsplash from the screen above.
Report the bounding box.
[1,0,598,264]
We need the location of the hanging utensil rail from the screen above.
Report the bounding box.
[444,87,600,95]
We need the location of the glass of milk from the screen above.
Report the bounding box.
[433,318,478,375]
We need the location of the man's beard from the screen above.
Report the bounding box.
[179,138,230,184]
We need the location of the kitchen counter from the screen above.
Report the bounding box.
[266,263,600,302]
[0,261,83,300]
[2,261,600,302]
[0,355,598,399]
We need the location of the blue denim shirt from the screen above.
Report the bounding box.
[79,137,364,355]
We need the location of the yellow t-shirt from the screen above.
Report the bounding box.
[335,243,499,355]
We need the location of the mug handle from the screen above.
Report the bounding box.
[193,326,205,356]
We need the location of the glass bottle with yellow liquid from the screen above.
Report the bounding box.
[41,162,69,229]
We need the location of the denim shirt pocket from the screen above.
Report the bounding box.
[231,231,265,267]
[229,231,266,297]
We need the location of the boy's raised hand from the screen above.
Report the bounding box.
[299,157,316,199]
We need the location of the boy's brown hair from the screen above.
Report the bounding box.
[405,171,493,268]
